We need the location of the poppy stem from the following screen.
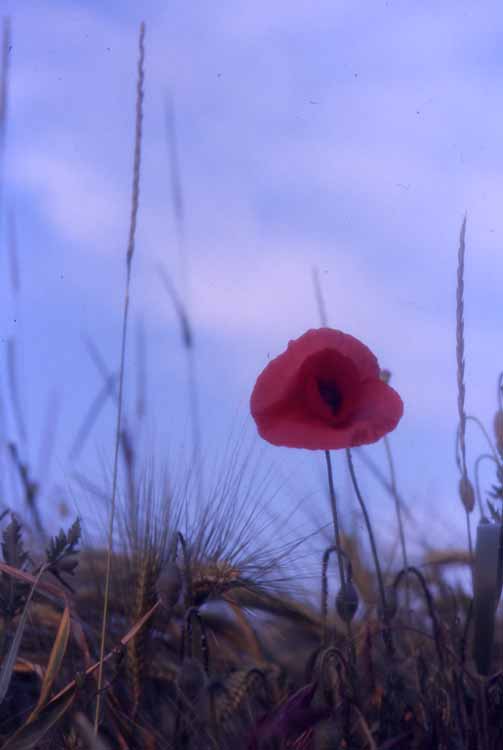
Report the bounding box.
[324,450,346,590]
[346,447,395,657]
[324,450,356,663]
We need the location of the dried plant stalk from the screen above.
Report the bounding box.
[94,20,146,732]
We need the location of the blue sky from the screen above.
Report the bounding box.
[1,1,502,594]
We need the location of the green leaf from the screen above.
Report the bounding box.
[0,565,47,704]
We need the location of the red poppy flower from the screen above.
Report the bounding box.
[250,328,403,450]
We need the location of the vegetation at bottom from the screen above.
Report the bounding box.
[0,447,502,750]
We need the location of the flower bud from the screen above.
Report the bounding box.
[378,585,398,621]
[335,580,359,623]
[380,369,391,384]
[158,561,182,608]
[459,475,475,513]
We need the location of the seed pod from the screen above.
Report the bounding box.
[335,580,359,623]
[494,409,503,457]
[459,475,475,513]
[158,561,182,608]
[378,585,398,621]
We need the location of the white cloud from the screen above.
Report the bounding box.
[12,151,126,246]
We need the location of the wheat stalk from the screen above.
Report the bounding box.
[94,21,145,732]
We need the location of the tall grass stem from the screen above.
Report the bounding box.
[383,435,411,620]
[346,448,393,656]
[94,21,145,733]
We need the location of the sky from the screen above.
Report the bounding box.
[0,0,502,599]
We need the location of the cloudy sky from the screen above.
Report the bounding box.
[0,1,502,593]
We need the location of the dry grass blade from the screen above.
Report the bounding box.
[7,443,43,535]
[27,604,70,722]
[0,564,48,704]
[157,264,192,349]
[6,340,27,449]
[165,92,186,254]
[157,262,203,502]
[82,334,119,396]
[36,389,60,489]
[94,20,146,732]
[49,600,160,707]
[68,375,117,463]
[0,560,67,601]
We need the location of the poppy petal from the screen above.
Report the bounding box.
[250,327,403,451]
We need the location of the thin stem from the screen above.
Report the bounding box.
[324,450,345,589]
[321,545,352,645]
[94,21,145,733]
[474,453,496,520]
[346,448,394,657]
[466,415,499,463]
[187,344,204,504]
[383,435,410,621]
[466,507,473,560]
[323,450,355,662]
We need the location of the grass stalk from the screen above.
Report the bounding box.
[383,435,411,620]
[94,21,145,733]
[324,451,346,590]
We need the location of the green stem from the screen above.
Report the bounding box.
[346,448,394,657]
[324,450,355,662]
[324,450,346,589]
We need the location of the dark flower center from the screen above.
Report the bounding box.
[317,379,343,415]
